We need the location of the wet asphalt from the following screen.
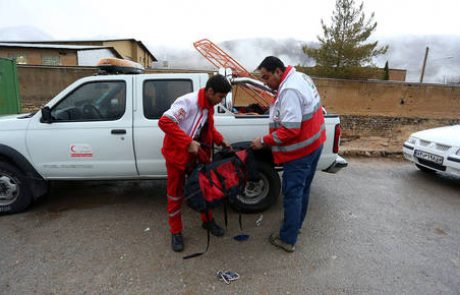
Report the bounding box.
[1,158,459,294]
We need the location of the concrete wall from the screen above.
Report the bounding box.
[17,65,98,111]
[16,66,211,112]
[16,66,460,121]
[316,78,460,119]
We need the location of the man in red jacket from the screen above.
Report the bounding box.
[159,74,232,252]
[251,57,326,253]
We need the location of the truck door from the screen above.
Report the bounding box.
[26,76,137,178]
[133,74,205,176]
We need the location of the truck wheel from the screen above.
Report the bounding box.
[0,162,33,214]
[232,161,281,213]
[415,163,436,173]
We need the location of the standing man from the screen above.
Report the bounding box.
[251,57,326,252]
[159,74,232,252]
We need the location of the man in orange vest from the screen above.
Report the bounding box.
[159,74,231,252]
[251,56,326,252]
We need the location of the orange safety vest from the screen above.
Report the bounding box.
[262,66,326,164]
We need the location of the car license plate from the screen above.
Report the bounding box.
[414,150,443,165]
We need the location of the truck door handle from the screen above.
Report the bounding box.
[111,129,126,135]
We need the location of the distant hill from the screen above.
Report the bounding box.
[376,35,460,83]
[0,26,52,41]
[149,38,314,72]
[150,36,460,83]
[0,25,457,83]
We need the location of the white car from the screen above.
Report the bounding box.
[403,125,460,176]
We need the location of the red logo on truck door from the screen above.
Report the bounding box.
[70,144,94,158]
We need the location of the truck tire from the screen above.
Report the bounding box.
[0,162,33,214]
[232,161,281,213]
[415,163,436,173]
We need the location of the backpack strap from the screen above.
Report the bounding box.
[213,169,228,195]
[238,208,243,232]
[224,198,228,229]
[183,209,211,260]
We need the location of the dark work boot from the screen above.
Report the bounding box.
[202,219,225,237]
[171,233,184,252]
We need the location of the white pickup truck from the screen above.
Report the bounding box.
[0,71,347,214]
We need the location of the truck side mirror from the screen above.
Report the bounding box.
[217,93,233,114]
[224,92,233,111]
[41,106,53,123]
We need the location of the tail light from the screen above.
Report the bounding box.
[333,124,341,153]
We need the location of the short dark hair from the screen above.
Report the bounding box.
[205,74,232,93]
[257,56,286,73]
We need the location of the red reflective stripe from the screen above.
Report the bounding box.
[190,111,204,138]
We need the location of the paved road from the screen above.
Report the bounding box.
[1,158,459,294]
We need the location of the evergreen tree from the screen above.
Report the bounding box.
[303,0,388,77]
[383,61,389,80]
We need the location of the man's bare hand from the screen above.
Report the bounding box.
[250,137,264,150]
[187,140,201,154]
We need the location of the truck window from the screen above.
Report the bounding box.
[143,79,193,119]
[51,81,126,122]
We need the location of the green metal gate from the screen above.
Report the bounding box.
[0,58,21,115]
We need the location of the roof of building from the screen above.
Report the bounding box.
[1,42,107,50]
[1,38,157,61]
[0,42,123,58]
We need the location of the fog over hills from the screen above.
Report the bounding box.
[1,26,458,83]
[0,26,53,41]
[151,36,460,83]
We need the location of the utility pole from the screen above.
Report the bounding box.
[419,46,429,83]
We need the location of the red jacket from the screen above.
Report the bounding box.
[159,88,224,170]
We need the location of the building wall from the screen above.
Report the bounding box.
[388,69,406,81]
[235,78,460,119]
[103,40,152,68]
[77,49,118,66]
[2,40,155,68]
[136,44,152,68]
[16,66,458,154]
[0,48,77,66]
[16,66,209,112]
[16,66,460,121]
[316,78,460,119]
[17,65,98,111]
[104,41,133,60]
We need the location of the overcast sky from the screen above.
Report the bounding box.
[0,0,459,48]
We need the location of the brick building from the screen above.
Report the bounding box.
[6,38,157,68]
[0,42,123,66]
[0,38,157,68]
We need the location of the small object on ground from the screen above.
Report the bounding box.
[216,271,240,284]
[256,214,264,226]
[233,234,250,241]
[144,227,150,232]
